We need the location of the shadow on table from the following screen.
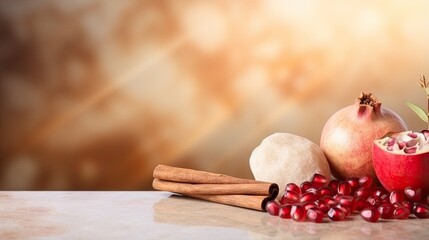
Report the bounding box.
[153,194,425,239]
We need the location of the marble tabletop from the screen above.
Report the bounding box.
[1,191,428,239]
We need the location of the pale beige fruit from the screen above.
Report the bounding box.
[249,133,331,197]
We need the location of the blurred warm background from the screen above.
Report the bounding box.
[1,0,429,190]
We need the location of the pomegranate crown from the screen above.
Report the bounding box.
[357,92,378,107]
[356,92,382,119]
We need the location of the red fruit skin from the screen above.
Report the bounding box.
[373,142,429,195]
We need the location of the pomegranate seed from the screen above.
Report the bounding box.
[358,175,373,188]
[303,202,318,211]
[413,203,429,219]
[321,196,338,206]
[306,208,324,223]
[347,177,360,193]
[328,207,346,221]
[354,187,370,199]
[280,196,291,205]
[265,200,280,216]
[404,147,417,154]
[367,196,381,207]
[337,181,352,195]
[311,173,328,188]
[378,203,395,219]
[305,187,318,195]
[285,183,301,194]
[408,132,419,138]
[360,207,380,222]
[373,187,388,197]
[402,201,414,212]
[279,204,292,219]
[300,181,313,193]
[300,192,318,203]
[333,194,343,203]
[291,205,306,222]
[379,192,390,204]
[315,200,330,214]
[339,196,356,212]
[328,179,340,194]
[389,190,405,204]
[317,186,334,197]
[336,205,351,217]
[355,197,369,212]
[393,205,410,219]
[283,190,300,203]
[404,187,421,202]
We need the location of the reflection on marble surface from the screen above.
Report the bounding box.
[1,191,428,240]
[154,194,429,240]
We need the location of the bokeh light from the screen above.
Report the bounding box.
[1,0,428,190]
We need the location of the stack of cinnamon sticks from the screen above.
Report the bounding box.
[152,164,279,211]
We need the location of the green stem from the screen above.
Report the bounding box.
[427,97,429,130]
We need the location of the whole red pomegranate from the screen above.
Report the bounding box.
[320,92,407,180]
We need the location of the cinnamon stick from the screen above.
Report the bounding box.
[153,164,264,184]
[188,194,270,211]
[153,178,276,195]
[152,164,279,211]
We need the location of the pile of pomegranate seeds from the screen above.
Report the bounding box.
[265,174,429,223]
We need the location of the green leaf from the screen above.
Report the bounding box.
[406,101,428,123]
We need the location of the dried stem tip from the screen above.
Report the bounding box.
[418,75,428,89]
[358,92,378,107]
